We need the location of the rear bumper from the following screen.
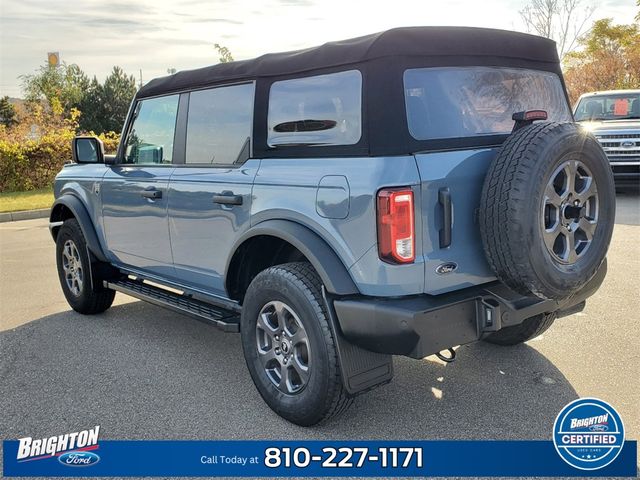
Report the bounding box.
[333,260,607,359]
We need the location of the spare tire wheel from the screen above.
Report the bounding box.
[479,122,615,300]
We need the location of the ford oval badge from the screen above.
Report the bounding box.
[58,451,100,467]
[436,262,458,275]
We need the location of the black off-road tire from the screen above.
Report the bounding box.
[483,312,557,346]
[240,262,352,426]
[480,122,615,300]
[56,219,115,314]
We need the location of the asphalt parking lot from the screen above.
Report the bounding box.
[0,193,638,469]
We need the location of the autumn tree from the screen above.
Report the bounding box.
[20,63,89,114]
[563,18,640,104]
[520,0,595,58]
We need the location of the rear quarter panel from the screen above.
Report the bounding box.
[251,156,424,296]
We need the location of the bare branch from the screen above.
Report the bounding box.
[520,0,596,59]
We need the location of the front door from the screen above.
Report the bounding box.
[102,94,180,276]
[167,83,256,296]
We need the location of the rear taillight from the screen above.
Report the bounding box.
[377,188,415,264]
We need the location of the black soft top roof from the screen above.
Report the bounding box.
[137,26,560,99]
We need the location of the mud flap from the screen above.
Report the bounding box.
[322,287,393,396]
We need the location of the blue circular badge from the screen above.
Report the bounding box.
[553,397,625,470]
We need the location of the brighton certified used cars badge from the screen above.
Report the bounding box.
[553,398,625,470]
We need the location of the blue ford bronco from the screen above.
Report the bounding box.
[50,27,615,426]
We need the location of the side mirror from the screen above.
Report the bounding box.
[72,136,104,164]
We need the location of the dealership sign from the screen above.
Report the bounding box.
[3,405,636,477]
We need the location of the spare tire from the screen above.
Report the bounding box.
[479,122,615,300]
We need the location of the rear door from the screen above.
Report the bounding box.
[101,94,179,275]
[167,82,256,296]
[403,66,573,294]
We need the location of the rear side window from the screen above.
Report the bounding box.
[404,67,571,140]
[124,95,179,164]
[185,83,255,165]
[267,70,362,147]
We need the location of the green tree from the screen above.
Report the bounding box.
[77,77,103,132]
[77,67,137,134]
[101,67,137,133]
[20,63,89,114]
[214,43,234,63]
[564,18,640,103]
[0,96,18,127]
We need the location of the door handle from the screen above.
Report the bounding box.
[141,188,162,199]
[438,187,452,248]
[212,192,243,206]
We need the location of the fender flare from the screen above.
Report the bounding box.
[227,219,359,296]
[49,195,108,263]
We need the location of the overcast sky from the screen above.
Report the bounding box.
[0,0,636,97]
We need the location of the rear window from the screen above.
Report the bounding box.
[267,70,362,147]
[404,67,571,140]
[574,93,640,121]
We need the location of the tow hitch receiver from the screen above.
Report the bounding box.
[479,297,502,332]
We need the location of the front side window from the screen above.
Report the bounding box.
[267,70,362,147]
[186,83,255,165]
[124,95,179,164]
[404,67,572,140]
[574,92,640,122]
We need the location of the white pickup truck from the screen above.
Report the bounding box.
[574,89,640,189]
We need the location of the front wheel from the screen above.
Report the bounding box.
[56,219,115,314]
[240,262,352,426]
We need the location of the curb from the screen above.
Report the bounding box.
[0,209,50,223]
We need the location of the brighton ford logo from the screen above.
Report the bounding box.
[620,141,635,148]
[16,425,100,465]
[553,398,624,470]
[58,451,100,467]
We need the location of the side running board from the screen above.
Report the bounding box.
[105,277,240,332]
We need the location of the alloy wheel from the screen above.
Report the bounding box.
[255,300,311,394]
[61,239,84,296]
[542,159,599,265]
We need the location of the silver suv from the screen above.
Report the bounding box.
[574,89,640,188]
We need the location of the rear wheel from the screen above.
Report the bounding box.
[240,262,352,426]
[56,219,115,314]
[483,313,556,346]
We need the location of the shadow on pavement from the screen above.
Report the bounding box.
[0,301,578,443]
